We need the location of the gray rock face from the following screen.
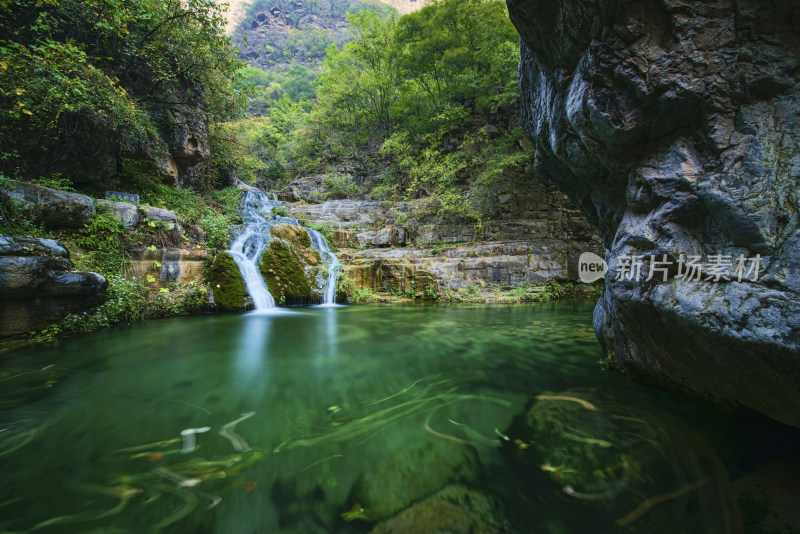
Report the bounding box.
[508,0,800,426]
[163,107,211,188]
[289,200,407,228]
[3,180,95,228]
[138,206,179,231]
[97,199,139,229]
[278,175,326,202]
[0,236,107,337]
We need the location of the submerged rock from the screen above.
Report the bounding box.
[0,236,106,337]
[2,180,95,228]
[348,439,481,521]
[208,251,250,311]
[369,485,511,534]
[501,389,738,532]
[259,223,324,303]
[508,0,800,427]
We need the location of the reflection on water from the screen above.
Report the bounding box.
[0,303,754,533]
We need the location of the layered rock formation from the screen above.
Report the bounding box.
[0,236,107,337]
[507,0,800,426]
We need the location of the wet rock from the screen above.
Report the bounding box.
[97,199,139,229]
[0,236,106,337]
[259,223,325,302]
[339,240,595,296]
[369,485,511,534]
[2,180,95,228]
[348,439,481,521]
[509,0,800,427]
[208,251,250,311]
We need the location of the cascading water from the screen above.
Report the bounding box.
[308,229,342,307]
[227,190,342,309]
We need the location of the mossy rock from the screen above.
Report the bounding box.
[209,251,249,311]
[259,223,324,301]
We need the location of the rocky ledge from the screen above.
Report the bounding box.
[508,0,800,426]
[0,236,107,338]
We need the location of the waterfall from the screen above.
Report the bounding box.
[308,228,342,307]
[227,190,342,309]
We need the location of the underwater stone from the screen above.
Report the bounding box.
[369,485,510,534]
[348,439,481,521]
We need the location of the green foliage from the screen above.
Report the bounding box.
[28,175,77,192]
[146,282,208,317]
[0,0,247,179]
[120,159,242,249]
[227,0,526,218]
[322,174,359,200]
[34,275,149,341]
[74,213,128,276]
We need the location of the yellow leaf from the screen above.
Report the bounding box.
[15,88,25,95]
[22,109,33,115]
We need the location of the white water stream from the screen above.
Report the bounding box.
[226,191,341,309]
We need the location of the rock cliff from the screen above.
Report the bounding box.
[507,0,800,426]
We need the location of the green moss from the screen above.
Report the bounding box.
[209,252,249,311]
[259,224,323,300]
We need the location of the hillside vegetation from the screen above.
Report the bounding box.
[228,0,527,225]
[0,0,246,189]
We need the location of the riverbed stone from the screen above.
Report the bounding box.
[2,180,95,228]
[369,485,510,534]
[348,439,482,521]
[509,0,800,427]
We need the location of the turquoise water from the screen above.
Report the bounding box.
[0,303,744,533]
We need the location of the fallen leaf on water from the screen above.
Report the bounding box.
[341,503,369,522]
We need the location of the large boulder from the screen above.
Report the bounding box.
[0,236,107,337]
[97,199,139,229]
[508,0,800,427]
[278,175,326,202]
[2,180,95,228]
